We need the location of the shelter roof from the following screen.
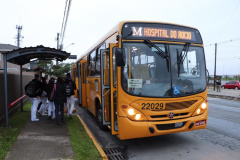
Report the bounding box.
[2,45,70,65]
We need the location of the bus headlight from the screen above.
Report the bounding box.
[193,101,208,116]
[128,109,135,115]
[121,105,147,121]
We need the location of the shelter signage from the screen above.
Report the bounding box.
[68,55,77,59]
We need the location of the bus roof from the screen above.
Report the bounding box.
[76,21,201,63]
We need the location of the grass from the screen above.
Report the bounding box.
[0,101,31,160]
[66,115,102,160]
[0,101,102,160]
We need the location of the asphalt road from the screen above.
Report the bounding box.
[76,97,240,160]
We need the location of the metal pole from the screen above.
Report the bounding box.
[56,33,59,65]
[213,43,217,91]
[20,65,23,111]
[4,53,9,128]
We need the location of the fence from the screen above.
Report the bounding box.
[0,71,34,124]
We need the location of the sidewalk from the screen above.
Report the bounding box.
[5,115,75,160]
[207,87,240,101]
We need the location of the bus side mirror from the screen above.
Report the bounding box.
[115,48,126,66]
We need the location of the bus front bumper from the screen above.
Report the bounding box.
[118,110,208,140]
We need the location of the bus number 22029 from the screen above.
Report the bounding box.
[141,103,165,110]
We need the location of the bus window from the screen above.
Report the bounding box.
[113,49,117,88]
[88,50,96,76]
[83,63,87,84]
[96,43,105,76]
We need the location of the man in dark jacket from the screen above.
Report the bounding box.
[25,74,43,121]
[65,73,76,118]
[216,76,221,92]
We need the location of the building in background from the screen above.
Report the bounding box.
[0,43,29,71]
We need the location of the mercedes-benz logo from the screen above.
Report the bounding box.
[169,112,174,118]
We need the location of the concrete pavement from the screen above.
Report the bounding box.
[207,87,240,101]
[5,115,75,160]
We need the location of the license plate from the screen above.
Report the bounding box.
[141,103,165,110]
[195,120,206,126]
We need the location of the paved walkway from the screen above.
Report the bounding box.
[207,87,240,101]
[5,115,75,160]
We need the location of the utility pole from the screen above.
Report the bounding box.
[213,43,217,91]
[15,25,24,112]
[15,25,24,47]
[56,33,60,65]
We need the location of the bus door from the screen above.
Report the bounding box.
[78,62,82,106]
[100,43,118,135]
[81,61,88,108]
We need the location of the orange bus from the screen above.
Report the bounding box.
[72,21,208,140]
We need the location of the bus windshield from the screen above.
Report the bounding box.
[121,42,206,97]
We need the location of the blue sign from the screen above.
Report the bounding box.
[173,86,180,95]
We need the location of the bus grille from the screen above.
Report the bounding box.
[165,100,197,110]
[150,112,189,119]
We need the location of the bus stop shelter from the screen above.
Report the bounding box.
[2,45,70,127]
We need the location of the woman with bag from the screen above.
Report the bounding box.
[53,77,66,126]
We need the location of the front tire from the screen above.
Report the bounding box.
[222,86,225,89]
[96,104,107,131]
[235,86,239,90]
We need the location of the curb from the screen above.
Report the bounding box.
[75,114,108,160]
[208,94,240,102]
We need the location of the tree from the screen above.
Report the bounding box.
[37,60,72,77]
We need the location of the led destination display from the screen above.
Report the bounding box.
[132,27,194,41]
[122,23,203,43]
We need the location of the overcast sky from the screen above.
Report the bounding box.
[1,0,240,75]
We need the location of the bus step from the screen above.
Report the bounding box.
[103,148,126,160]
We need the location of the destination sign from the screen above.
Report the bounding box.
[121,23,203,44]
[132,27,195,41]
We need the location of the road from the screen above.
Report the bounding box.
[76,97,240,160]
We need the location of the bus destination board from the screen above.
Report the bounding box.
[121,23,203,43]
[132,27,195,41]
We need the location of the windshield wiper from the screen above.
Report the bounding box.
[144,40,170,72]
[144,40,168,58]
[178,43,190,64]
[177,43,190,77]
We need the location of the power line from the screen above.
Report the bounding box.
[206,57,240,62]
[59,0,72,50]
[205,37,240,47]
[217,0,240,40]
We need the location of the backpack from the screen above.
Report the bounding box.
[25,81,37,97]
[66,81,72,97]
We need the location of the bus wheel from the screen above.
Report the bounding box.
[96,104,107,131]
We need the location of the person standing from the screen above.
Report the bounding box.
[25,74,43,121]
[46,77,56,119]
[54,77,66,126]
[65,73,76,118]
[38,77,48,116]
[37,74,49,112]
[216,76,221,92]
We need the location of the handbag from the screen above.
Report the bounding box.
[49,84,56,102]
